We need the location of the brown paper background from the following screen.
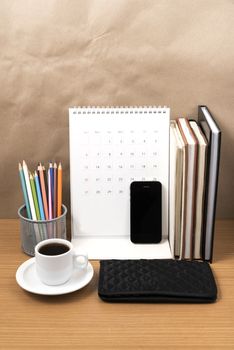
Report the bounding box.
[0,0,233,218]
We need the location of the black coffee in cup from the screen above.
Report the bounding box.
[39,243,70,256]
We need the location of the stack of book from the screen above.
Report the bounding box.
[169,106,221,261]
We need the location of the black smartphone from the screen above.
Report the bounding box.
[130,181,162,244]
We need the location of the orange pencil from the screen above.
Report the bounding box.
[57,162,62,217]
[38,163,49,220]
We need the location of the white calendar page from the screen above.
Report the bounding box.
[69,107,172,259]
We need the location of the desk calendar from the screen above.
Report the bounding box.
[69,107,172,259]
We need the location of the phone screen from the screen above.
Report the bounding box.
[130,181,162,244]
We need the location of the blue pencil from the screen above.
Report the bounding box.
[34,171,45,220]
[18,163,32,219]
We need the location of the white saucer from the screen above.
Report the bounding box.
[16,258,94,296]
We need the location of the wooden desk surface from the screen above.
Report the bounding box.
[0,220,234,349]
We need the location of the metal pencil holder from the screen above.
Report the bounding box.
[18,204,67,256]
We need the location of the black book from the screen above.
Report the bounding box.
[198,106,221,262]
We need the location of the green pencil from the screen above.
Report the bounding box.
[30,172,41,220]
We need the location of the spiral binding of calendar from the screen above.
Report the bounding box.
[72,106,168,115]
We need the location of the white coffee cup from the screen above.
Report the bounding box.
[35,238,88,286]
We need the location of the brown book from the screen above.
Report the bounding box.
[177,118,198,259]
[189,121,207,259]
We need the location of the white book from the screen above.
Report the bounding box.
[177,118,198,259]
[169,121,184,257]
[189,121,207,259]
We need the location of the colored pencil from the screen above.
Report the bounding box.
[42,165,48,196]
[18,163,31,219]
[53,162,57,218]
[38,163,49,220]
[22,160,37,220]
[19,161,63,221]
[49,162,54,218]
[30,173,40,220]
[48,168,52,220]
[57,162,62,216]
[34,171,45,220]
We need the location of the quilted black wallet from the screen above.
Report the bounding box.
[98,259,217,303]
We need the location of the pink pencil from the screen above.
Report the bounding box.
[48,168,52,220]
[38,163,49,220]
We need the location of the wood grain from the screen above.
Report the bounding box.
[0,220,233,349]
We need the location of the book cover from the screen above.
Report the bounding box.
[169,121,184,257]
[198,106,221,262]
[177,118,198,259]
[189,121,208,259]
